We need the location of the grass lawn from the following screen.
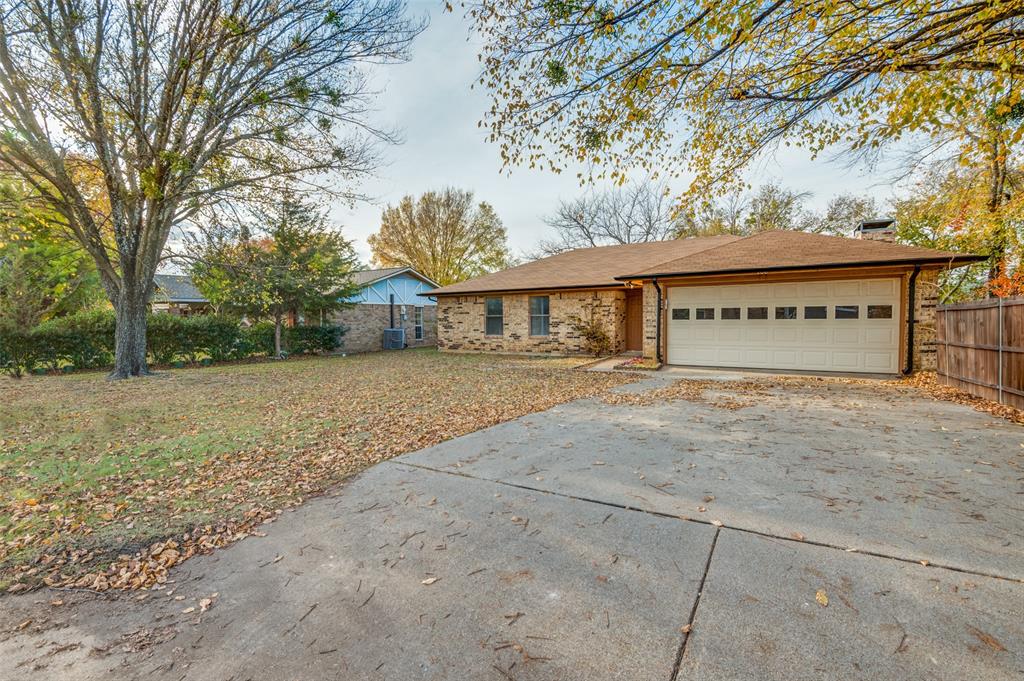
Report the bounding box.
[0,349,633,592]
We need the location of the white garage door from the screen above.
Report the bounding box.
[666,278,901,373]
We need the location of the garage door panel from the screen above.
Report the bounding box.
[667,278,900,374]
[831,281,861,296]
[834,327,860,344]
[772,284,800,298]
[865,327,896,344]
[801,350,829,367]
[865,352,896,371]
[800,282,830,297]
[803,328,828,344]
[836,351,865,367]
[864,279,898,296]
[719,348,742,363]
[771,350,799,366]
[773,327,799,343]
[744,349,770,364]
[694,327,715,341]
[691,347,717,363]
[746,327,771,343]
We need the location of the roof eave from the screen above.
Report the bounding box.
[360,267,441,290]
[613,255,988,280]
[421,282,629,297]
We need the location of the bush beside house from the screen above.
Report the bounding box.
[0,311,344,377]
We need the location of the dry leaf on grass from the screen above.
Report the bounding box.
[0,352,634,592]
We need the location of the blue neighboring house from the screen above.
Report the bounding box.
[334,267,439,352]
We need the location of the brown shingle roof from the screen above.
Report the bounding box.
[425,236,742,296]
[618,230,984,279]
[425,231,984,297]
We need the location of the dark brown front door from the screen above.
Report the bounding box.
[625,289,642,351]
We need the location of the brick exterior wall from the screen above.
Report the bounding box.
[333,303,437,354]
[642,281,660,360]
[437,290,627,354]
[906,268,939,372]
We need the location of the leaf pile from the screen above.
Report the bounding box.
[601,378,772,408]
[603,371,1024,425]
[889,371,1024,425]
[0,350,633,592]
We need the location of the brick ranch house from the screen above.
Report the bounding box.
[423,225,984,374]
[333,267,439,353]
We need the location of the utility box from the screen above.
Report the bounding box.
[382,328,406,350]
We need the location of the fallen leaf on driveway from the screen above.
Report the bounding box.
[815,589,829,607]
[199,597,214,613]
[967,625,1007,652]
[791,532,806,541]
[182,606,195,614]
[421,577,440,585]
[711,520,723,527]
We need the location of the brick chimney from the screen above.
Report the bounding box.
[855,218,896,243]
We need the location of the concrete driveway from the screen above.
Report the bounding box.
[2,373,1022,680]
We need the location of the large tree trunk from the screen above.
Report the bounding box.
[110,282,151,379]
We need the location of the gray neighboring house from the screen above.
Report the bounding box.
[151,274,210,316]
[333,267,440,353]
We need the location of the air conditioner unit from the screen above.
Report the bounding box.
[383,328,405,350]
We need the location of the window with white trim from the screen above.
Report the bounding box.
[485,297,504,336]
[529,296,550,336]
[414,306,424,340]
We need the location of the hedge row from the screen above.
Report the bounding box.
[0,310,344,377]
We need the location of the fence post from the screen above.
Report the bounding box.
[997,297,1004,405]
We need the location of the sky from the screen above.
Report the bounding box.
[333,2,900,265]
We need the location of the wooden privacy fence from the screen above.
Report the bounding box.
[936,297,1024,410]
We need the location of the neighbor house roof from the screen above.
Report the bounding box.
[153,274,207,303]
[423,236,742,296]
[353,266,439,289]
[616,230,985,279]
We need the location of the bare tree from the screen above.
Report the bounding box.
[533,182,678,258]
[676,182,817,236]
[0,0,421,377]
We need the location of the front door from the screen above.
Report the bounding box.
[625,289,643,352]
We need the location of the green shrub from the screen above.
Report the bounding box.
[31,309,116,369]
[182,315,242,362]
[288,324,343,354]
[0,324,35,377]
[243,322,276,356]
[6,311,338,374]
[146,313,190,364]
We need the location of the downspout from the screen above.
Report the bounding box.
[653,278,663,363]
[904,265,920,375]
